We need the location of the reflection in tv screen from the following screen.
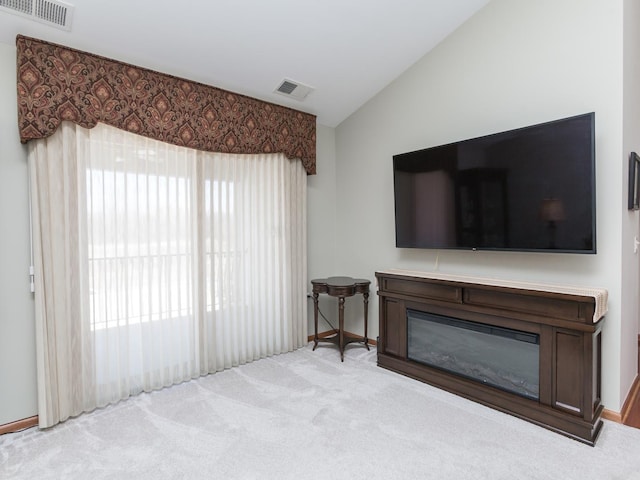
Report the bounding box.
[393,113,595,253]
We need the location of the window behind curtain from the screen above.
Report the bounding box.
[29,122,307,426]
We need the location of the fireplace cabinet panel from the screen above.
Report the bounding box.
[592,331,602,416]
[376,271,604,445]
[553,330,584,415]
[381,298,406,358]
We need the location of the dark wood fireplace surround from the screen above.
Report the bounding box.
[376,271,605,445]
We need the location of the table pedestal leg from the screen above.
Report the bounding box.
[363,292,370,351]
[313,292,319,350]
[339,296,345,362]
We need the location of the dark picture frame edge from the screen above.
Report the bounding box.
[629,151,640,210]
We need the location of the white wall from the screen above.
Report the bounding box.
[0,43,37,425]
[333,0,628,410]
[306,125,341,333]
[307,125,337,278]
[0,0,634,424]
[623,0,640,395]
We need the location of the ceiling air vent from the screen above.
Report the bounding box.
[274,78,314,101]
[0,0,74,31]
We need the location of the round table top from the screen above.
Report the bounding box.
[311,276,370,287]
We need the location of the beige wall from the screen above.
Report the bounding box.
[0,42,37,425]
[333,0,631,410]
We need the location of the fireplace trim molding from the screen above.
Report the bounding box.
[375,269,606,446]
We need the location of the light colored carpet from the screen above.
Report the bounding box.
[2,343,640,480]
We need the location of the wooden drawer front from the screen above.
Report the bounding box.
[383,299,406,358]
[553,330,584,415]
[464,288,588,323]
[382,278,461,303]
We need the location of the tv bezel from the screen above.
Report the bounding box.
[392,112,597,254]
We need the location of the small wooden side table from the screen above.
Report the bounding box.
[311,276,370,361]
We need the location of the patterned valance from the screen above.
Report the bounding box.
[16,35,317,174]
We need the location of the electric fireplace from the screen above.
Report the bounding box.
[407,309,540,400]
[376,270,606,445]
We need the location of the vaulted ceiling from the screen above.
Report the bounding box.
[0,0,489,126]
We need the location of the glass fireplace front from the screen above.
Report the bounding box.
[407,309,540,400]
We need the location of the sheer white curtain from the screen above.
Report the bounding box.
[29,122,307,428]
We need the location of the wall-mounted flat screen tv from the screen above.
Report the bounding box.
[393,112,596,253]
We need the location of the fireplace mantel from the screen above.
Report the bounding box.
[375,270,606,445]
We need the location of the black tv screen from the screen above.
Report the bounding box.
[393,113,596,253]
